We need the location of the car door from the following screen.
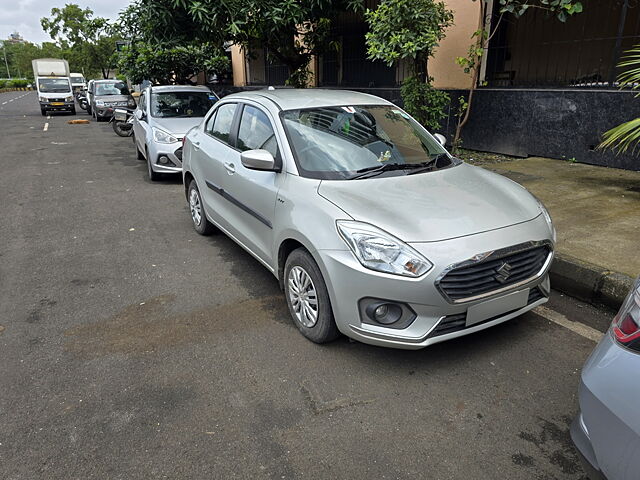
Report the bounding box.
[133,91,148,155]
[219,102,282,265]
[192,102,239,230]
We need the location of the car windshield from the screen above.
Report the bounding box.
[150,91,216,118]
[70,76,84,84]
[39,78,71,93]
[281,105,453,180]
[96,82,130,96]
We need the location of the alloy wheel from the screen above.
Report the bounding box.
[189,188,202,226]
[287,266,319,328]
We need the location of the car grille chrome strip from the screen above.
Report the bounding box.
[435,240,554,304]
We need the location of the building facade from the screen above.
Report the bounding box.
[229,0,640,170]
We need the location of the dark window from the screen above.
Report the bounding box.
[95,81,130,96]
[210,103,236,144]
[237,105,279,157]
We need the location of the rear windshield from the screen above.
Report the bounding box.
[70,76,84,84]
[96,82,130,96]
[39,78,71,93]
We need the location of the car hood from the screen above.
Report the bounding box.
[152,117,204,136]
[317,163,541,243]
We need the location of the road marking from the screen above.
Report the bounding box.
[534,305,604,343]
[43,123,49,132]
[1,102,6,105]
[47,115,51,119]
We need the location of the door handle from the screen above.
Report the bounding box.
[224,162,235,175]
[192,141,200,151]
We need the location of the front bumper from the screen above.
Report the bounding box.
[148,138,184,173]
[316,214,554,349]
[40,101,74,112]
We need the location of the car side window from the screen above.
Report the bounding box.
[138,93,146,111]
[204,110,217,133]
[209,103,236,145]
[237,105,279,158]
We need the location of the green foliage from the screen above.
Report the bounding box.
[9,79,28,88]
[40,4,119,79]
[117,42,230,85]
[165,0,364,87]
[365,0,453,77]
[401,76,450,131]
[498,0,583,22]
[599,45,640,154]
[0,40,71,80]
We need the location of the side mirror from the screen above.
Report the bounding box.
[433,133,446,147]
[240,149,276,171]
[135,109,145,120]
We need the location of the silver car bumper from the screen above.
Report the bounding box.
[316,214,554,349]
[148,139,183,173]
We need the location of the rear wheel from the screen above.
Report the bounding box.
[188,180,215,235]
[87,105,92,115]
[284,248,339,344]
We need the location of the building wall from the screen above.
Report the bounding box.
[430,0,481,89]
[230,0,482,88]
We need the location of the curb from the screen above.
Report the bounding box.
[549,252,635,309]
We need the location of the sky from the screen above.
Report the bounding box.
[0,0,132,44]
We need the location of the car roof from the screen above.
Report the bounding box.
[224,88,393,110]
[95,79,123,83]
[148,85,212,93]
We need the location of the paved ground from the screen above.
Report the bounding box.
[465,154,640,279]
[0,90,617,479]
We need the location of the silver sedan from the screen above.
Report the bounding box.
[182,89,556,349]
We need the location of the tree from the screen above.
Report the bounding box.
[452,0,583,150]
[114,0,230,85]
[172,0,364,88]
[365,0,454,131]
[40,4,119,78]
[599,46,640,154]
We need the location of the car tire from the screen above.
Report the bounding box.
[284,248,340,344]
[70,107,76,115]
[146,149,160,181]
[40,108,46,116]
[135,139,145,160]
[188,180,215,235]
[87,105,92,115]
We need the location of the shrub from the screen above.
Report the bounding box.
[400,76,450,132]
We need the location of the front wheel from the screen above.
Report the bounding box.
[146,150,160,181]
[86,105,92,115]
[188,180,215,235]
[113,120,132,137]
[40,108,46,116]
[284,248,339,344]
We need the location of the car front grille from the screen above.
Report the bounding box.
[437,244,552,302]
[429,287,547,338]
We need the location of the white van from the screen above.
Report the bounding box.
[32,58,75,116]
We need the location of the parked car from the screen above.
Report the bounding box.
[182,89,556,348]
[571,276,640,480]
[89,79,136,121]
[132,85,218,181]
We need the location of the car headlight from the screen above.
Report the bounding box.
[336,220,432,277]
[535,198,556,242]
[95,100,105,107]
[39,96,47,102]
[65,96,73,102]
[128,99,136,107]
[152,127,178,144]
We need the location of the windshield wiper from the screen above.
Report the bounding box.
[349,162,419,180]
[405,153,450,175]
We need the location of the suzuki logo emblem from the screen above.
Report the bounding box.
[494,262,513,283]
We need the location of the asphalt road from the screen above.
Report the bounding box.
[0,90,616,480]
